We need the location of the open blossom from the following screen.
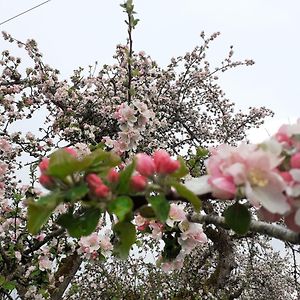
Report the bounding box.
[0,138,12,153]
[78,232,101,254]
[38,256,52,271]
[178,221,207,253]
[166,203,186,227]
[190,143,290,215]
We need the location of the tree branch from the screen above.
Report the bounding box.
[190,214,300,244]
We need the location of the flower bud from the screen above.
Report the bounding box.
[39,174,55,189]
[86,174,103,189]
[153,150,180,174]
[94,184,110,198]
[290,153,300,169]
[107,169,120,183]
[131,175,147,191]
[39,158,49,174]
[136,153,156,177]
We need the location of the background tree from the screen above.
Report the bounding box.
[1,1,298,300]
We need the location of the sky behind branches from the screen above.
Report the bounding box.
[1,0,300,141]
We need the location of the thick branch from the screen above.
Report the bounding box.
[49,252,82,300]
[190,214,300,244]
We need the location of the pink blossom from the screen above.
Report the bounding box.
[179,222,207,253]
[203,143,290,214]
[38,256,52,271]
[149,221,164,239]
[0,138,12,153]
[78,232,101,254]
[166,204,186,227]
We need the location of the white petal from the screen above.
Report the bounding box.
[184,176,212,195]
[290,169,300,182]
[248,185,290,214]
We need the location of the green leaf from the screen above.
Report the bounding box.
[63,184,89,202]
[170,156,189,179]
[3,281,16,291]
[57,207,101,238]
[0,275,5,286]
[47,148,120,180]
[171,181,201,212]
[196,147,209,158]
[224,202,251,235]
[117,161,136,194]
[47,149,79,179]
[138,205,156,218]
[108,196,133,222]
[28,192,62,235]
[147,194,170,222]
[113,221,136,259]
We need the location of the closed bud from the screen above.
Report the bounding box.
[39,174,55,189]
[136,153,156,177]
[131,175,147,191]
[107,169,120,183]
[39,158,49,174]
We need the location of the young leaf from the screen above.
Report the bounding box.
[171,181,201,212]
[63,184,89,202]
[27,192,62,235]
[117,161,136,194]
[108,196,133,222]
[224,202,251,235]
[57,207,101,238]
[138,205,156,218]
[147,194,170,222]
[113,221,136,259]
[47,149,79,179]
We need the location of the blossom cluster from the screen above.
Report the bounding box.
[135,203,207,272]
[104,100,156,154]
[192,120,300,232]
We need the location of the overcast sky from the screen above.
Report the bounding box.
[1,0,300,141]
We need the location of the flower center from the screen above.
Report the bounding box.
[248,169,268,187]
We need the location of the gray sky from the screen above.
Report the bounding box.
[1,0,300,141]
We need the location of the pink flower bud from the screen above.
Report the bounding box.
[131,175,147,191]
[39,158,49,174]
[290,153,300,169]
[39,174,55,189]
[136,153,156,177]
[107,169,120,183]
[153,150,180,174]
[64,147,77,157]
[94,184,110,198]
[275,133,292,145]
[280,171,293,183]
[86,174,103,189]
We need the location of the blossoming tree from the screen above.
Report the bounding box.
[0,1,299,299]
